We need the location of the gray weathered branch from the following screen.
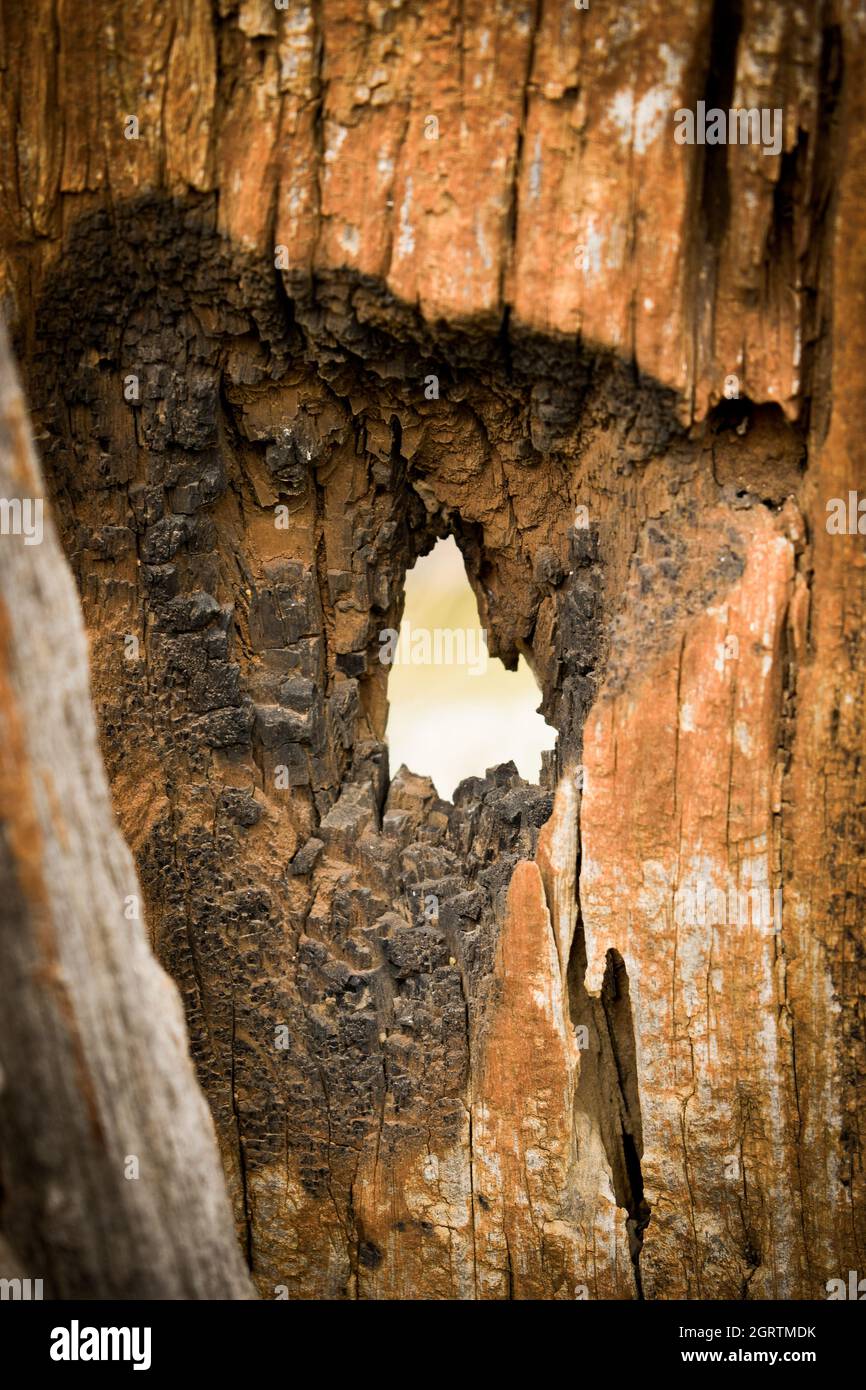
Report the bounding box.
[0,318,254,1299]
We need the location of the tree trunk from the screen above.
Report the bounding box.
[0,0,863,1300]
[0,319,254,1298]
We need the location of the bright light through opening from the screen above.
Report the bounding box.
[384,537,557,800]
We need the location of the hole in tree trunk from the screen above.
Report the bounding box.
[383,537,556,798]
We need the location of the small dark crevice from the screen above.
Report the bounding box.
[500,0,542,312]
[764,135,802,317]
[308,0,328,273]
[568,914,651,1297]
[504,1230,515,1301]
[699,0,743,255]
[798,22,844,443]
[599,949,651,1294]
[229,997,254,1267]
[683,0,743,411]
[739,1237,761,1300]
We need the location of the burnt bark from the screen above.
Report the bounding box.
[0,319,254,1298]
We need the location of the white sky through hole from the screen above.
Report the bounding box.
[385,537,557,799]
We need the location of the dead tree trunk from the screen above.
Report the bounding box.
[0,0,863,1299]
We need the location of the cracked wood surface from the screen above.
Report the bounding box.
[0,0,863,1300]
[0,0,842,415]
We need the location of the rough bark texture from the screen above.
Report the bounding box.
[0,0,863,1300]
[0,319,254,1298]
